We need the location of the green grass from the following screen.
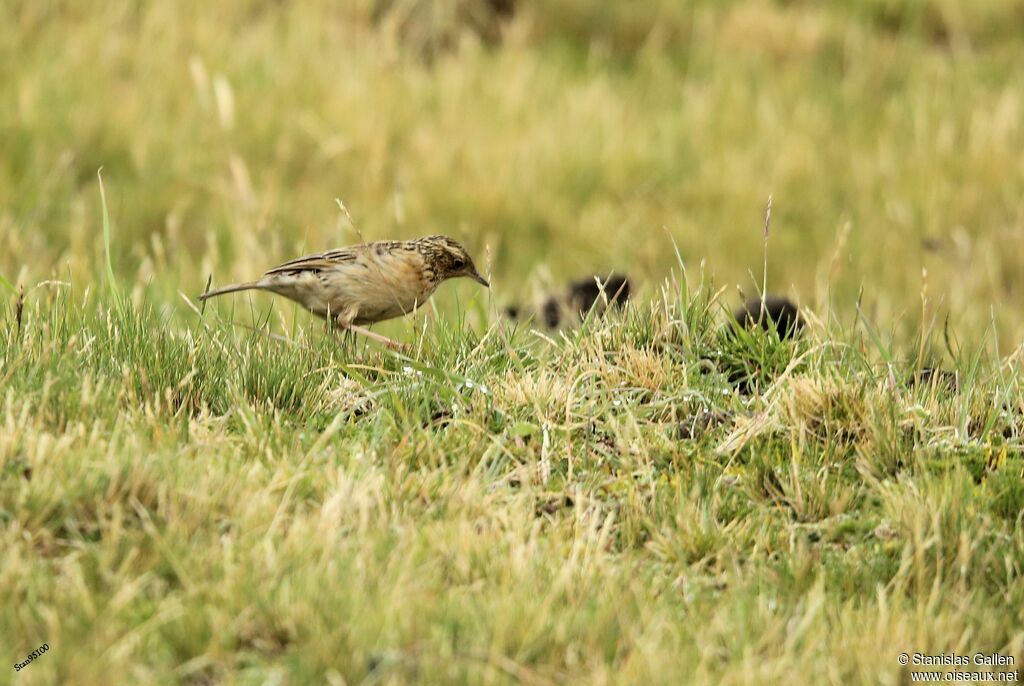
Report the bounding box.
[3,0,1024,683]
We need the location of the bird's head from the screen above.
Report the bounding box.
[417,235,489,288]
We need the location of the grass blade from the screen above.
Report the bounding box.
[97,167,120,304]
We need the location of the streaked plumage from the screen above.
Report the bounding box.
[199,235,488,334]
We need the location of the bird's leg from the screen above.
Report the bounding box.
[334,311,409,353]
[348,324,410,353]
[329,306,361,344]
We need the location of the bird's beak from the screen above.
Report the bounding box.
[469,270,490,288]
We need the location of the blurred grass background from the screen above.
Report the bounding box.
[4,0,1024,342]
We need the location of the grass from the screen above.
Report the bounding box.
[3,0,1024,683]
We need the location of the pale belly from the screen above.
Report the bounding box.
[264,265,436,325]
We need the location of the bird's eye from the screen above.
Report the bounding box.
[452,258,466,270]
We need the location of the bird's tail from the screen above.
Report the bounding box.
[198,281,265,301]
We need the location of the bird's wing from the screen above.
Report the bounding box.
[263,248,359,276]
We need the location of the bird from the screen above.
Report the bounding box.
[199,235,489,350]
[732,295,802,340]
[503,273,631,329]
[715,295,803,395]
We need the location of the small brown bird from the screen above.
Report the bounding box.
[199,235,489,349]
